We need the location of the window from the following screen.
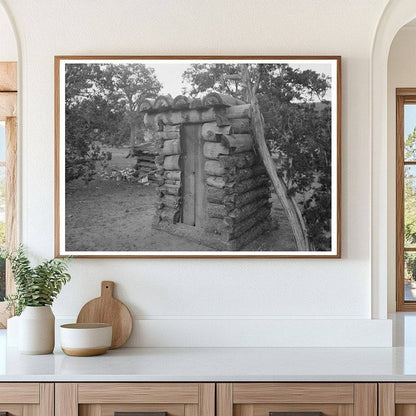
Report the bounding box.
[396,89,416,310]
[0,62,17,327]
[0,121,6,300]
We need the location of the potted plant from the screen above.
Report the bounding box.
[2,246,71,354]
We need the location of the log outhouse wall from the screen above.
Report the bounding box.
[140,92,272,251]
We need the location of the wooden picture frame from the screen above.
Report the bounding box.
[55,56,341,258]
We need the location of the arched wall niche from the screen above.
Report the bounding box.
[371,0,416,319]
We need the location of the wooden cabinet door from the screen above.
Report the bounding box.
[217,383,377,416]
[0,383,53,416]
[379,383,416,416]
[56,383,215,416]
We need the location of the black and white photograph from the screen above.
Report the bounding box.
[55,57,340,257]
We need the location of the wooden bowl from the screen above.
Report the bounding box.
[60,323,112,356]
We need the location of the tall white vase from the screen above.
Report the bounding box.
[19,306,55,354]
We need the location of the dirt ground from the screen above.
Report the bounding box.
[65,180,296,252]
[65,147,297,252]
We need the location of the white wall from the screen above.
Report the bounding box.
[0,0,393,346]
[387,25,416,312]
[0,3,17,61]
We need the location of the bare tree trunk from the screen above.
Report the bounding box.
[130,123,137,150]
[240,65,310,251]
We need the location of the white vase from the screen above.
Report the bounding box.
[19,306,55,354]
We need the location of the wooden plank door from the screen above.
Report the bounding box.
[182,124,204,227]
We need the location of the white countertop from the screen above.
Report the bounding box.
[1,328,416,382]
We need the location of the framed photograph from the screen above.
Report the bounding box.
[55,56,341,258]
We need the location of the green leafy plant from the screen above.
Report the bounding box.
[1,246,71,316]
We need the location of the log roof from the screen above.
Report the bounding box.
[139,92,246,114]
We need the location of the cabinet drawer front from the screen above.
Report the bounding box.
[78,383,200,404]
[237,403,340,416]
[0,404,24,416]
[79,403,186,416]
[0,383,39,404]
[395,384,416,404]
[233,384,354,404]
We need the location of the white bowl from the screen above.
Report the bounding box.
[60,323,112,356]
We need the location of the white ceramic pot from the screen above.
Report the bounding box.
[19,306,55,354]
[60,323,112,356]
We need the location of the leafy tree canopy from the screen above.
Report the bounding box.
[65,63,162,183]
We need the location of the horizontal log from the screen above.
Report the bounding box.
[206,186,227,203]
[218,152,257,169]
[204,160,226,176]
[164,155,181,170]
[202,92,245,107]
[225,200,271,224]
[164,124,181,132]
[164,179,181,186]
[164,170,182,181]
[159,194,182,209]
[222,164,266,183]
[207,185,270,206]
[207,176,269,201]
[204,162,266,182]
[207,203,228,219]
[232,175,270,194]
[159,183,181,196]
[203,142,230,159]
[221,134,253,153]
[201,122,231,142]
[206,176,227,189]
[218,206,271,241]
[162,139,181,155]
[157,130,180,140]
[229,118,251,134]
[157,207,181,224]
[229,218,271,250]
[144,105,251,129]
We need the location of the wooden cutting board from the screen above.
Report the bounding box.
[76,281,133,349]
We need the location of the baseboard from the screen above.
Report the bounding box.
[55,317,392,347]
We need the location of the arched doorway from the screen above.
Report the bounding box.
[371,0,416,319]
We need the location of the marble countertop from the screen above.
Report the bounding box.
[1,329,416,382]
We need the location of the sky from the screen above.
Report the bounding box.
[405,104,416,139]
[0,122,4,161]
[148,62,333,99]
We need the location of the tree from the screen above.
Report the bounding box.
[99,64,162,151]
[65,63,162,182]
[404,128,416,247]
[182,63,332,250]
